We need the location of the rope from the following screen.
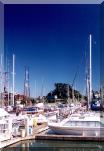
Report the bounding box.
[72,37,89,89]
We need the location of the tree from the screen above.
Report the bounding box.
[46,83,83,103]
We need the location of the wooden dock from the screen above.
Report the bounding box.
[35,133,104,141]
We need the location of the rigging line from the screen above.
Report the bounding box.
[72,37,89,88]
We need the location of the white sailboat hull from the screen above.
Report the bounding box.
[49,125,104,136]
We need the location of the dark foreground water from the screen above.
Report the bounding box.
[2,140,104,151]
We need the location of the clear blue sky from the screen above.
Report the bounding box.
[4,4,100,97]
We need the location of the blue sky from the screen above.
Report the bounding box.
[4,4,100,97]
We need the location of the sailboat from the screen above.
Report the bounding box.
[48,35,104,136]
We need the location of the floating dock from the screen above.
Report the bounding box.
[35,133,104,141]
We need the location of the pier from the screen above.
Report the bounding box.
[35,132,104,142]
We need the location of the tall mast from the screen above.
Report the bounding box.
[24,67,30,98]
[67,84,69,104]
[41,77,44,99]
[89,34,92,103]
[7,60,10,106]
[12,54,15,106]
[34,80,37,98]
[0,54,3,107]
[72,86,74,103]
[86,73,89,108]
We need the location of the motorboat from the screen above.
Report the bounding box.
[48,112,104,136]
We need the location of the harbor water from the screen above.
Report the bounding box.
[2,140,104,151]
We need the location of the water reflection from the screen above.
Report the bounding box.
[2,140,104,151]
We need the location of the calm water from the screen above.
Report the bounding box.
[2,140,104,151]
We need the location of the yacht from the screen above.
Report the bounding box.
[48,112,104,136]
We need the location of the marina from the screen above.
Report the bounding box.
[0,32,103,149]
[0,1,103,150]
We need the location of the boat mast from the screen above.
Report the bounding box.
[89,34,92,103]
[67,84,70,104]
[0,54,3,107]
[41,77,44,99]
[34,80,37,98]
[12,54,15,106]
[86,72,89,108]
[7,60,10,106]
[86,34,92,109]
[72,86,74,103]
[24,67,30,106]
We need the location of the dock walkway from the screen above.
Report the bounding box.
[35,133,104,141]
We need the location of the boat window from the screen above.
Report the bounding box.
[64,121,103,127]
[100,122,104,127]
